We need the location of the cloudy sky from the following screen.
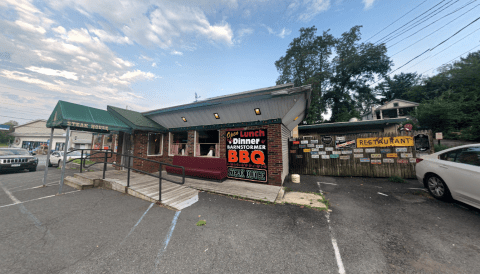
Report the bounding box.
[1,0,479,124]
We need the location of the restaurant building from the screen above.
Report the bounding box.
[47,83,311,186]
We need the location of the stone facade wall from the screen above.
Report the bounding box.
[120,123,286,186]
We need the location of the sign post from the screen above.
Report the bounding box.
[435,132,443,145]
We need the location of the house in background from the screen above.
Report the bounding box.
[362,99,419,121]
[10,120,93,152]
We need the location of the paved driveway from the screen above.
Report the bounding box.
[1,169,480,273]
[284,175,480,273]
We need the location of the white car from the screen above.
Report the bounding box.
[48,151,85,167]
[416,144,480,209]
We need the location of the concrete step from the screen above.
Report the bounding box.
[64,176,94,190]
[73,173,98,186]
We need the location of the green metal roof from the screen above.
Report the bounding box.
[107,106,167,132]
[299,118,408,131]
[46,101,131,133]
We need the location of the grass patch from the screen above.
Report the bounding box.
[283,187,293,192]
[72,159,96,165]
[389,176,406,183]
[196,220,206,226]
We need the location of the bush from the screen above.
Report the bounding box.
[388,176,405,183]
[434,144,450,152]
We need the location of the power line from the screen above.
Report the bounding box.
[365,0,428,42]
[374,0,451,44]
[389,0,479,51]
[403,25,480,71]
[381,0,464,45]
[391,1,480,56]
[421,43,480,74]
[387,16,480,76]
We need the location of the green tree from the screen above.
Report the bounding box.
[0,120,17,145]
[376,72,421,103]
[326,26,392,122]
[407,51,480,140]
[275,26,335,124]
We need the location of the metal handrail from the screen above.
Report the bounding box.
[64,149,113,174]
[110,152,186,203]
[64,149,186,203]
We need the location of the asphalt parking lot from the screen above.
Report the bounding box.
[1,168,480,273]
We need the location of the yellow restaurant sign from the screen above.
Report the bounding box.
[357,136,414,148]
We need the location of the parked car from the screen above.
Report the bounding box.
[0,148,38,173]
[48,151,86,167]
[416,144,480,209]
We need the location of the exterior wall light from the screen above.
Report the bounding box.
[214,113,220,119]
[254,108,261,115]
[182,117,187,122]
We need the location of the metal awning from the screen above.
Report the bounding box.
[46,100,131,133]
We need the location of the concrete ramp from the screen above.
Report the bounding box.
[71,170,198,210]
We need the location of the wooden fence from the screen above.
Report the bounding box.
[289,130,434,179]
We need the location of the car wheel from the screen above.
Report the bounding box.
[426,174,452,201]
[29,168,36,172]
[48,160,52,167]
[58,160,61,167]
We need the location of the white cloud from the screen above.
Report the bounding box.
[234,27,254,43]
[139,55,153,61]
[238,28,254,37]
[152,62,157,67]
[119,70,155,81]
[277,28,291,39]
[362,0,376,10]
[48,1,234,48]
[288,0,331,22]
[89,28,132,44]
[15,20,46,34]
[170,50,183,56]
[26,66,78,80]
[52,26,66,34]
[262,25,290,39]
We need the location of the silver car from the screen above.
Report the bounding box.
[416,144,480,209]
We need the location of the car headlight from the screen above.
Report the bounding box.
[28,158,37,162]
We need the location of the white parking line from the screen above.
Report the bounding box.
[318,182,338,185]
[317,182,345,274]
[154,211,181,273]
[0,190,80,209]
[377,192,388,196]
[0,181,54,239]
[11,182,59,193]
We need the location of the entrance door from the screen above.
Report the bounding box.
[122,133,134,169]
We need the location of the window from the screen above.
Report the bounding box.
[148,133,163,156]
[169,132,188,156]
[93,135,102,149]
[456,147,480,167]
[195,130,219,157]
[439,149,460,162]
[55,142,65,152]
[113,134,118,152]
[103,134,113,150]
[393,102,399,107]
